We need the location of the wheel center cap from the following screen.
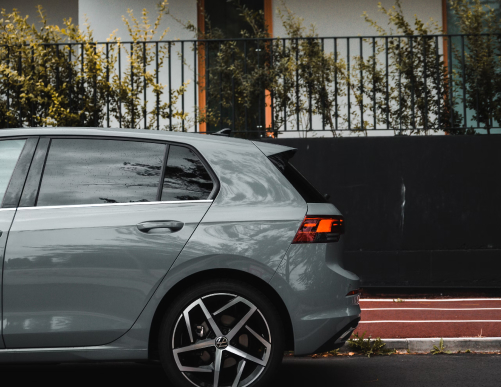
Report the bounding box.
[215,336,229,349]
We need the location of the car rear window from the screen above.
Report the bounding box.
[268,152,326,203]
[161,145,214,201]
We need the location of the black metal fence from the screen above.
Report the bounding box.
[1,34,500,136]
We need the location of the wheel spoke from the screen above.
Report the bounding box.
[226,345,267,367]
[213,296,244,315]
[245,325,271,348]
[232,360,246,387]
[226,306,257,341]
[173,339,214,354]
[183,310,194,343]
[214,348,222,387]
[198,298,223,337]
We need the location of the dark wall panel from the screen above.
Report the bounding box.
[264,136,501,287]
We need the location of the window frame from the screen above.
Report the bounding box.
[0,136,38,209]
[18,135,220,209]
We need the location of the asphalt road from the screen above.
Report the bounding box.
[356,298,501,338]
[0,354,500,387]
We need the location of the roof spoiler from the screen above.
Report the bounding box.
[253,141,297,172]
[210,128,232,137]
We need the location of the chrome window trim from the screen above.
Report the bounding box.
[0,208,16,212]
[16,199,213,211]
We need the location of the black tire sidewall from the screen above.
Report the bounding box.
[158,279,285,387]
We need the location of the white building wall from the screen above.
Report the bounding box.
[78,0,197,42]
[273,0,443,38]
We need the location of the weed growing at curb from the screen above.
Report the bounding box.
[430,338,451,355]
[393,298,404,303]
[347,332,395,357]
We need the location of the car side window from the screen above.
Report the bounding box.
[0,139,26,206]
[161,145,214,201]
[37,139,166,206]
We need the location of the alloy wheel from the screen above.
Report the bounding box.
[171,293,272,387]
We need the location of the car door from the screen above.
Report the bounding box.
[0,137,36,349]
[2,136,216,348]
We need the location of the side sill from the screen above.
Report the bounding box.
[0,346,148,364]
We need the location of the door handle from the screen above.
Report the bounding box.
[137,221,184,233]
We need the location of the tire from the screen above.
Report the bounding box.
[158,279,285,387]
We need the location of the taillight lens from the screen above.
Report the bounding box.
[292,215,345,244]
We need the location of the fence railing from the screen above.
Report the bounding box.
[1,34,500,137]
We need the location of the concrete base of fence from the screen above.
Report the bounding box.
[339,337,501,353]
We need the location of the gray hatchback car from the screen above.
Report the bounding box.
[0,128,360,387]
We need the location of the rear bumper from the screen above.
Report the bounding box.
[314,317,361,353]
[270,238,361,355]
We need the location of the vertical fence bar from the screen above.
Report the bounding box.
[17,49,22,126]
[181,41,185,132]
[448,35,454,130]
[156,42,160,130]
[244,40,248,131]
[270,38,274,135]
[68,45,72,120]
[347,38,351,130]
[373,37,376,130]
[194,41,197,132]
[231,46,235,133]
[308,40,313,132]
[81,43,84,126]
[106,43,110,128]
[296,38,299,131]
[385,37,389,129]
[143,42,147,129]
[335,38,338,131]
[219,41,223,131]
[321,38,325,131]
[206,42,210,131]
[257,40,262,134]
[118,43,122,128]
[7,46,10,127]
[423,37,428,131]
[93,44,98,127]
[398,37,402,133]
[168,41,172,131]
[131,43,135,128]
[461,35,467,129]
[359,37,364,131]
[283,39,287,132]
[435,36,440,130]
[410,37,415,130]
[31,47,36,127]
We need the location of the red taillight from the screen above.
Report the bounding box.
[292,215,345,244]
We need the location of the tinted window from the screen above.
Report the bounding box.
[282,163,327,203]
[0,139,26,205]
[162,146,214,201]
[37,139,166,206]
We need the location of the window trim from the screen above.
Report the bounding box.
[16,199,213,211]
[19,135,220,209]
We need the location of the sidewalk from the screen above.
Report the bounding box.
[346,298,501,353]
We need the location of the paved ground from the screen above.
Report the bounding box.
[355,298,501,338]
[0,355,499,386]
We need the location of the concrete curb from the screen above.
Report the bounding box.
[339,338,501,353]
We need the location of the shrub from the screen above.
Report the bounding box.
[0,1,188,129]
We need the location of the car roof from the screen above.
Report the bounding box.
[0,127,295,156]
[0,127,249,145]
